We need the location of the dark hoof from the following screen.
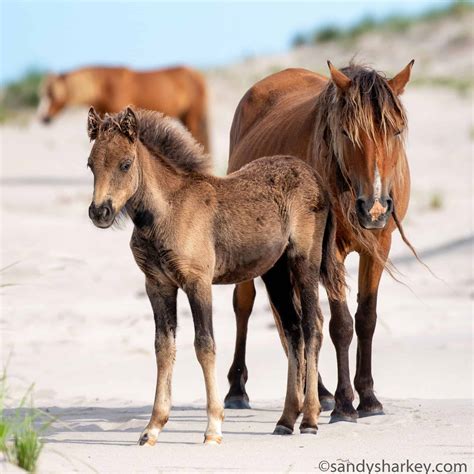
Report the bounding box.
[273,424,293,435]
[224,396,251,409]
[320,396,335,412]
[358,407,384,418]
[329,408,358,424]
[138,433,149,446]
[300,426,318,435]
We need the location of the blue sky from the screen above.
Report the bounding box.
[1,0,451,84]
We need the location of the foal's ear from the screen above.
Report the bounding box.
[327,60,351,92]
[388,60,415,95]
[119,106,138,142]
[87,107,101,140]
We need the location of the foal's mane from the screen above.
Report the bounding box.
[313,63,416,271]
[101,109,212,174]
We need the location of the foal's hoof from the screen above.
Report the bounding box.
[320,396,335,412]
[204,434,223,445]
[273,424,293,435]
[300,426,318,435]
[329,408,358,424]
[138,428,159,446]
[224,396,251,410]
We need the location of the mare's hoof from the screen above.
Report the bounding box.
[357,406,384,418]
[320,396,335,412]
[329,408,358,424]
[224,396,251,409]
[204,434,223,445]
[357,398,384,418]
[273,424,293,435]
[300,426,318,435]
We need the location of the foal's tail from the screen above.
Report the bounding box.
[320,207,346,301]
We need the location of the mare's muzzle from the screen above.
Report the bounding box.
[356,196,393,230]
[89,200,115,229]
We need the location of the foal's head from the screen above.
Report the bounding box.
[319,61,414,230]
[87,107,140,228]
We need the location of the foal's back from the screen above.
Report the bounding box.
[210,155,327,284]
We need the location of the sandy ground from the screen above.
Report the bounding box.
[1,71,473,472]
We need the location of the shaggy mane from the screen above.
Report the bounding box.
[100,109,212,174]
[313,63,410,271]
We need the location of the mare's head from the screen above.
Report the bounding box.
[37,74,68,124]
[320,60,413,230]
[87,106,140,228]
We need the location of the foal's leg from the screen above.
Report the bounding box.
[354,235,390,417]
[287,252,323,434]
[139,280,178,446]
[225,280,255,409]
[261,254,305,435]
[187,282,224,444]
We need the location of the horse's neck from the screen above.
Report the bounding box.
[129,143,187,223]
[65,70,101,105]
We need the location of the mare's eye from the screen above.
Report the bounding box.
[87,160,93,171]
[120,159,132,172]
[342,130,349,138]
[394,130,402,137]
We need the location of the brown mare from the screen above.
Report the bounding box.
[86,106,344,443]
[224,61,414,423]
[39,66,210,150]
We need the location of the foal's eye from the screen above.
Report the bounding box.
[394,130,402,137]
[120,159,132,172]
[342,130,349,138]
[87,160,93,171]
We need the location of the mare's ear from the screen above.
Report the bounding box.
[388,60,415,95]
[327,60,351,92]
[87,107,101,141]
[119,106,138,142]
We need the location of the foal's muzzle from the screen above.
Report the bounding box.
[89,200,115,228]
[356,196,393,230]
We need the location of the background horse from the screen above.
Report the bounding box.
[86,106,345,443]
[38,65,210,151]
[225,61,414,423]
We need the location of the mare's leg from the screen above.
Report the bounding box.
[287,249,323,434]
[328,296,357,422]
[187,282,224,444]
[261,254,305,435]
[354,235,390,417]
[328,252,358,423]
[225,280,255,409]
[139,279,178,446]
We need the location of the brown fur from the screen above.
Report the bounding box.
[86,106,344,441]
[224,62,415,422]
[39,66,210,150]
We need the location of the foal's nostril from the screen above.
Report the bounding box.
[101,206,111,220]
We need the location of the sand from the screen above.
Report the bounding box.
[1,36,473,473]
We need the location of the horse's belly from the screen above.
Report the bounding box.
[212,240,286,284]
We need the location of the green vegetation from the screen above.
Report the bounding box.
[429,192,443,210]
[292,1,473,46]
[0,69,44,123]
[0,370,52,472]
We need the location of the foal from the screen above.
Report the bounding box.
[86,106,344,445]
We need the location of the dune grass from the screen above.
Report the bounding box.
[0,370,52,472]
[292,0,473,46]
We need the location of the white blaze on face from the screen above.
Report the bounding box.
[373,163,382,200]
[37,95,51,119]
